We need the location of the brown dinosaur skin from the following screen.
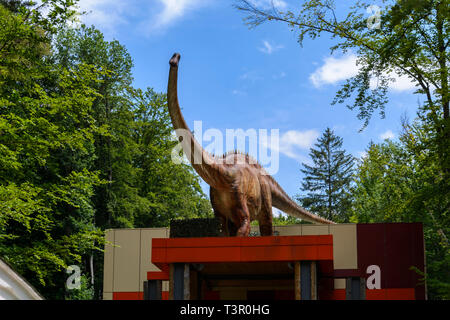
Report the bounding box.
[167,53,335,237]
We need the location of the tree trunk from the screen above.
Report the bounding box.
[90,254,94,286]
[436,1,450,176]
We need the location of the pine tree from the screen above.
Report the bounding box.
[297,128,354,222]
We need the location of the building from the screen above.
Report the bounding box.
[103,223,426,300]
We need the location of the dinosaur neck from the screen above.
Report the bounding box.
[167,62,227,188]
[168,66,190,134]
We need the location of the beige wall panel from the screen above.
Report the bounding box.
[334,278,346,289]
[103,292,113,300]
[103,229,115,293]
[301,225,329,235]
[113,229,141,292]
[139,228,168,291]
[162,280,169,292]
[329,224,357,269]
[273,225,302,236]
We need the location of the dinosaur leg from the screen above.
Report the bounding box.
[214,211,229,236]
[235,194,251,237]
[209,188,230,237]
[213,206,241,236]
[258,211,273,236]
[258,183,273,236]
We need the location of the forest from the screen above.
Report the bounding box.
[0,0,448,299]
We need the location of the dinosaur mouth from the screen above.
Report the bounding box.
[169,53,181,67]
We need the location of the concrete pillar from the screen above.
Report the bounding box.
[144,280,162,300]
[295,261,318,300]
[171,263,190,300]
[346,277,366,300]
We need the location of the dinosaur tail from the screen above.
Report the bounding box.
[268,176,335,225]
[167,53,230,188]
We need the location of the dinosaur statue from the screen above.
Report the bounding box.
[167,53,335,237]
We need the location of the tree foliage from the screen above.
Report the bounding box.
[351,119,449,299]
[0,1,211,299]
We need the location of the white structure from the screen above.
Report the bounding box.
[0,258,43,300]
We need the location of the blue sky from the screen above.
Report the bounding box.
[76,0,420,200]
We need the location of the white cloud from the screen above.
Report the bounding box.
[273,0,287,9]
[259,40,284,55]
[310,54,359,87]
[152,0,208,31]
[249,0,287,10]
[380,130,395,140]
[385,73,416,92]
[76,0,129,34]
[75,0,209,36]
[310,53,416,92]
[281,130,319,150]
[262,129,319,163]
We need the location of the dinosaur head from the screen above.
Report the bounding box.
[169,53,181,67]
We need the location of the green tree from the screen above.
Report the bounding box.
[272,212,303,226]
[297,128,354,222]
[351,140,418,222]
[53,26,144,299]
[351,120,449,299]
[53,25,135,229]
[0,1,105,299]
[52,24,212,229]
[1,1,212,300]
[130,87,212,228]
[52,25,212,298]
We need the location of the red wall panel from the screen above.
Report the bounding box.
[356,223,426,299]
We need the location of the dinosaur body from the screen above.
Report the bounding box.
[167,53,334,236]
